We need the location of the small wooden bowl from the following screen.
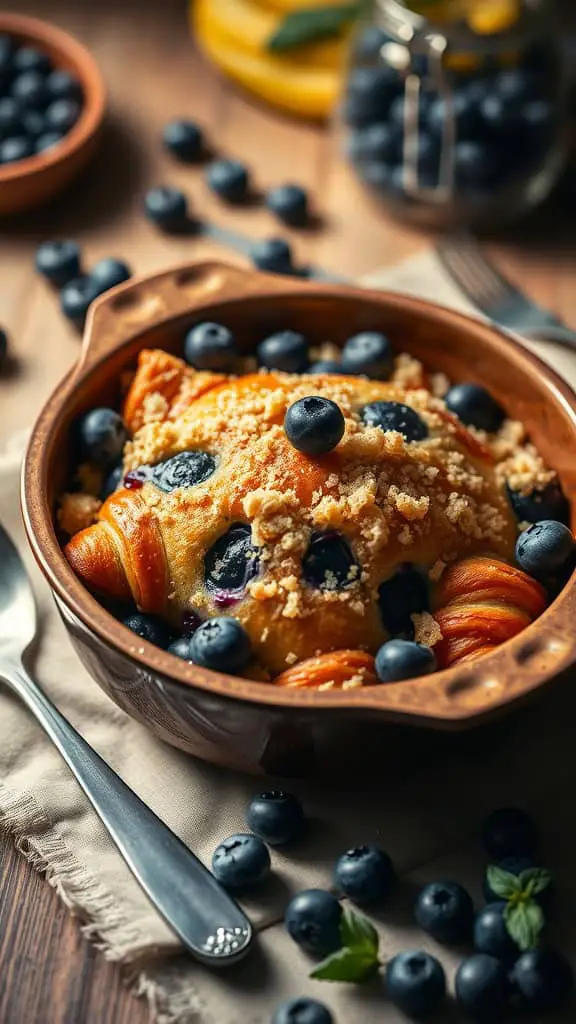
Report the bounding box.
[0,14,105,215]
[22,261,576,775]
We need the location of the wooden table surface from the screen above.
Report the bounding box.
[1,1,576,1021]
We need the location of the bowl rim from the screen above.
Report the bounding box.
[0,13,106,186]
[21,261,576,724]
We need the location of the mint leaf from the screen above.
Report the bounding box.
[519,868,552,897]
[504,899,544,951]
[268,4,361,53]
[339,907,379,957]
[310,946,379,983]
[486,865,523,899]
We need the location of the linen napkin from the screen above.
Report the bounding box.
[2,251,576,1024]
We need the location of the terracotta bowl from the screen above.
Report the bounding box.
[0,13,105,215]
[22,261,576,776]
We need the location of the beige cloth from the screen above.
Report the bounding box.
[2,252,576,1024]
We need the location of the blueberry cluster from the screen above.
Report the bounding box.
[0,34,83,165]
[34,240,132,329]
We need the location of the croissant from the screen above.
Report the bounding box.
[433,556,547,668]
[274,650,378,689]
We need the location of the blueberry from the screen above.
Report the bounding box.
[272,997,333,1024]
[519,99,554,135]
[344,66,402,127]
[454,141,500,189]
[353,25,390,60]
[378,565,429,636]
[35,130,64,154]
[211,833,270,890]
[90,257,132,293]
[0,136,33,164]
[189,617,251,674]
[388,91,434,129]
[144,185,189,232]
[474,902,520,963]
[334,845,395,906]
[246,790,304,846]
[250,237,293,274]
[206,158,249,202]
[20,110,45,139]
[204,524,259,601]
[347,122,400,165]
[0,98,20,138]
[100,462,123,500]
[482,807,538,860]
[0,327,8,369]
[152,450,217,492]
[375,639,437,683]
[45,69,82,103]
[513,948,574,1013]
[35,240,81,287]
[11,46,51,76]
[257,329,309,373]
[266,184,309,226]
[386,950,446,1017]
[445,383,504,432]
[184,321,237,370]
[284,397,345,455]
[0,33,15,70]
[303,532,357,590]
[515,520,575,581]
[168,635,194,661]
[78,408,129,468]
[122,612,172,648]
[285,889,342,956]
[428,91,481,139]
[415,881,474,944]
[308,359,342,374]
[507,480,569,526]
[162,118,203,162]
[455,954,510,1020]
[341,331,394,379]
[60,275,101,328]
[496,69,540,104]
[44,98,81,133]
[360,400,428,442]
[11,71,49,111]
[482,856,538,904]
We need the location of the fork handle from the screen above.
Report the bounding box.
[0,657,252,966]
[519,324,576,350]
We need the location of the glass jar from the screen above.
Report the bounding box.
[340,0,569,229]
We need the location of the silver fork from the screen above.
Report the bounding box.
[436,233,576,349]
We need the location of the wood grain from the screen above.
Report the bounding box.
[0,0,575,1021]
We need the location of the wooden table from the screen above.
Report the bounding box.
[1,2,575,1021]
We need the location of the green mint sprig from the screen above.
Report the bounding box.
[310,907,381,983]
[486,865,551,951]
[267,3,365,53]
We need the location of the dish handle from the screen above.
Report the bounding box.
[79,260,311,369]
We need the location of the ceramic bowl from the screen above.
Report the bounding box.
[0,13,105,215]
[22,260,576,775]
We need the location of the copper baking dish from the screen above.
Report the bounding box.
[21,260,576,775]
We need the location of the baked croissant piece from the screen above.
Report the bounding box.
[65,349,520,675]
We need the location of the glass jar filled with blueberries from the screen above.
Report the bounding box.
[341,0,568,229]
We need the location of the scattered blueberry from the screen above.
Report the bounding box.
[0,327,8,369]
[212,833,270,890]
[250,237,293,274]
[35,130,64,154]
[360,400,428,442]
[334,845,395,906]
[284,397,345,455]
[272,997,333,1024]
[507,480,569,526]
[445,383,504,432]
[144,185,189,232]
[474,902,520,964]
[206,158,249,202]
[415,881,474,944]
[152,450,217,492]
[246,790,304,846]
[303,531,357,591]
[308,359,342,374]
[378,565,429,636]
[122,612,172,648]
[77,408,129,468]
[513,948,574,1013]
[163,118,204,162]
[45,69,82,103]
[340,331,394,379]
[189,617,251,674]
[375,639,437,683]
[482,856,538,904]
[482,807,538,860]
[0,136,33,164]
[455,954,510,1020]
[284,889,342,956]
[35,240,81,287]
[204,523,259,601]
[90,257,132,293]
[167,635,193,661]
[0,97,20,137]
[100,462,123,500]
[11,70,49,111]
[257,329,309,373]
[515,520,575,582]
[184,321,237,371]
[11,46,51,76]
[60,275,101,329]
[385,950,446,1017]
[266,184,309,227]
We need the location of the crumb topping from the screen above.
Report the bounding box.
[58,492,101,536]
